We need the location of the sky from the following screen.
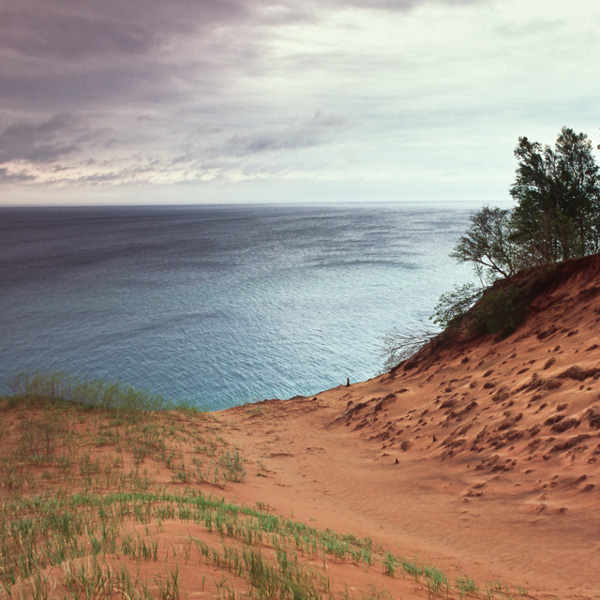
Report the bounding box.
[1,0,599,206]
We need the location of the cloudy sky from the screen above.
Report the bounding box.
[1,0,599,206]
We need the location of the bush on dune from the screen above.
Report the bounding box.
[383,127,600,369]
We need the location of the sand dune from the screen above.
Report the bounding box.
[2,255,599,599]
[219,254,600,599]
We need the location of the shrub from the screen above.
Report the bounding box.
[468,282,527,338]
[379,329,437,372]
[431,283,484,330]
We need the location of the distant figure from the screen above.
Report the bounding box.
[346,377,350,387]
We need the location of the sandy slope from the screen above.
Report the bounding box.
[3,256,600,600]
[217,255,600,600]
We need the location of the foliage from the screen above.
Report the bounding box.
[218,448,247,483]
[456,575,478,599]
[510,127,600,264]
[450,207,524,281]
[431,283,484,330]
[0,380,531,600]
[7,370,185,412]
[453,127,600,284]
[468,282,528,338]
[427,127,600,342]
[381,284,483,370]
[383,551,396,576]
[430,281,527,339]
[380,284,484,370]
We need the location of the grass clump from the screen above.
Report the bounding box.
[7,370,178,412]
[218,449,246,483]
[398,558,449,598]
[433,262,562,341]
[468,283,528,338]
[432,281,526,339]
[383,551,396,576]
[456,575,478,598]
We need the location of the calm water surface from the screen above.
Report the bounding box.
[0,204,475,409]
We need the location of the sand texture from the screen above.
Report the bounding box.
[219,255,600,599]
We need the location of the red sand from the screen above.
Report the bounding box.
[217,255,600,599]
[5,255,600,600]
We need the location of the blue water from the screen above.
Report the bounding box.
[0,204,475,409]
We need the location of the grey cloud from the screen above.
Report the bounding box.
[0,64,189,113]
[0,0,481,117]
[0,10,149,60]
[0,167,36,182]
[0,0,252,112]
[0,113,84,164]
[3,0,587,202]
[75,171,127,184]
[295,0,486,12]
[0,0,479,66]
[222,131,319,156]
[213,113,347,157]
[493,17,563,39]
[0,0,247,60]
[0,3,263,118]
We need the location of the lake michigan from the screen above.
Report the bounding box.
[0,203,476,409]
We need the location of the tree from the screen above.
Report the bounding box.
[554,128,600,255]
[510,127,600,262]
[450,206,523,282]
[428,127,600,345]
[381,127,600,371]
[509,136,560,264]
[454,128,600,281]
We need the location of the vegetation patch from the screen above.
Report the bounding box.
[0,373,531,600]
[383,126,600,370]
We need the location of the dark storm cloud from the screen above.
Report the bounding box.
[0,64,194,113]
[0,1,249,113]
[0,9,149,60]
[0,0,247,60]
[0,0,484,116]
[0,1,270,126]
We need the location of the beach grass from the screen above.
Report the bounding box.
[0,372,529,600]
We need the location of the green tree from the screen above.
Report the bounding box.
[382,127,600,370]
[510,127,600,262]
[429,127,600,342]
[554,128,600,255]
[450,206,523,282]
